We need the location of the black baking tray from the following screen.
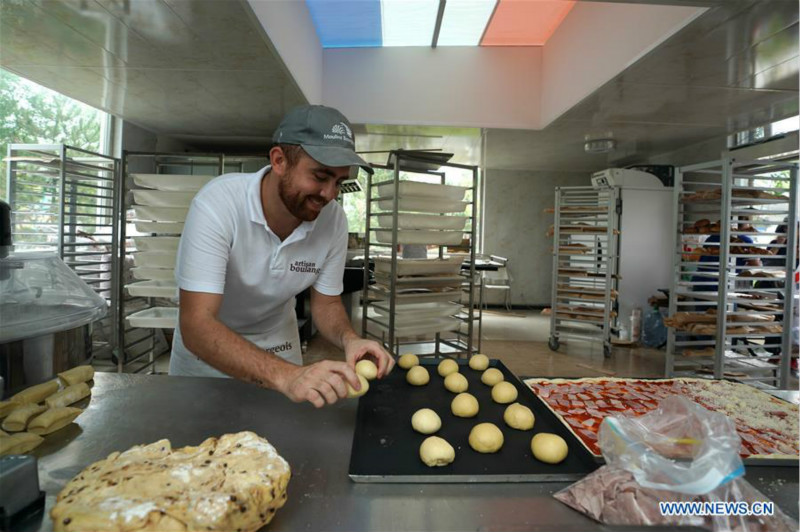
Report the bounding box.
[348,359,600,483]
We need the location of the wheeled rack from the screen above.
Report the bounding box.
[6,143,120,363]
[360,150,479,358]
[666,156,798,389]
[548,186,620,358]
[118,151,224,373]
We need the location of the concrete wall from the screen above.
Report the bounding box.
[483,169,589,307]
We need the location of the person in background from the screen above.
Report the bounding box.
[756,219,798,358]
[170,105,394,407]
[764,220,789,266]
[692,215,761,292]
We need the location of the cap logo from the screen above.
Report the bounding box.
[323,122,354,145]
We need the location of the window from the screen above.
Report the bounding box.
[0,68,107,200]
[728,115,799,150]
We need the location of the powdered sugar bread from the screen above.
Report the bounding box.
[51,431,291,532]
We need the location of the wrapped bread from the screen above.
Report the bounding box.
[0,432,44,456]
[51,431,291,532]
[58,365,95,387]
[3,404,47,432]
[0,400,20,419]
[0,428,7,437]
[682,347,716,358]
[46,383,91,408]
[28,407,82,435]
[11,380,59,405]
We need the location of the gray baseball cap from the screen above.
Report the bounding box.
[272,105,373,174]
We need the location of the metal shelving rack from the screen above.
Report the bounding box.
[118,151,224,374]
[548,186,620,358]
[361,151,479,358]
[6,144,120,362]
[666,156,798,389]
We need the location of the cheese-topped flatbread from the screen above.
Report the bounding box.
[525,377,799,460]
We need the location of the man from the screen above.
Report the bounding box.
[169,104,394,407]
[692,215,761,292]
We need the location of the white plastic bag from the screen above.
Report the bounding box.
[600,395,743,495]
[555,396,797,531]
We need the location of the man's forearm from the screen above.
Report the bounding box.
[311,296,358,350]
[181,316,297,390]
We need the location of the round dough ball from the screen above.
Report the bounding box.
[491,381,518,404]
[481,368,504,386]
[347,374,369,398]
[406,366,430,386]
[398,354,419,369]
[503,402,535,430]
[419,436,455,467]
[531,433,569,464]
[444,372,468,393]
[451,393,479,418]
[355,359,378,381]
[437,358,459,377]
[468,423,504,453]
[411,408,441,434]
[468,354,489,371]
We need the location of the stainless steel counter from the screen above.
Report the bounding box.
[17,373,799,531]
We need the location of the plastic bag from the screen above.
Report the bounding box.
[641,306,667,348]
[555,396,797,531]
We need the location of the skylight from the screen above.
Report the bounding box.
[305,0,575,48]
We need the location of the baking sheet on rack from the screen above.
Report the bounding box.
[348,360,599,483]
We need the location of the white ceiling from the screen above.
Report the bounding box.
[0,0,796,173]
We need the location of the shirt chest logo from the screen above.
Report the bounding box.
[289,260,320,274]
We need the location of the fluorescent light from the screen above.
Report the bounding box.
[438,0,497,46]
[381,0,439,47]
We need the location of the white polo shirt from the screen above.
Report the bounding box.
[169,166,348,377]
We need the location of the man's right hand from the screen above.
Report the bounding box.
[277,360,362,408]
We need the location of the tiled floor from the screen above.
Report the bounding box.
[153,308,795,387]
[304,308,667,379]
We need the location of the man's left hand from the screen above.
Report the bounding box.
[343,336,395,378]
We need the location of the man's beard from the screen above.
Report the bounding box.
[278,172,327,222]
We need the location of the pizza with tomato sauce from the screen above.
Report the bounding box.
[525,377,798,460]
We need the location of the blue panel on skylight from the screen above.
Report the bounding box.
[306,0,383,48]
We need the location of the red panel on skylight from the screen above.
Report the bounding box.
[481,0,575,46]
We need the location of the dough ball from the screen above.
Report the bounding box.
[503,403,535,430]
[444,372,468,393]
[419,436,455,467]
[347,374,369,398]
[437,359,459,377]
[481,368,504,386]
[406,366,430,386]
[468,423,504,453]
[451,393,479,418]
[531,433,569,464]
[411,408,441,434]
[491,381,518,404]
[355,360,378,380]
[398,354,419,369]
[468,354,489,371]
